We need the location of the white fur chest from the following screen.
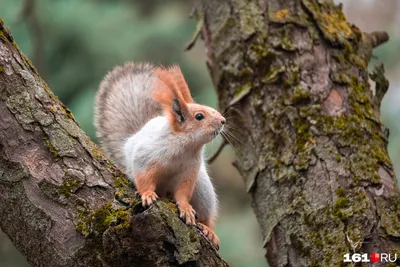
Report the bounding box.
[123,116,201,182]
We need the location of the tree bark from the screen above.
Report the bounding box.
[197,0,400,266]
[0,19,228,267]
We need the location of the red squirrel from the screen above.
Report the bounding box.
[94,62,225,248]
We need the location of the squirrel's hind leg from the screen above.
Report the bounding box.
[197,220,220,249]
[191,167,219,249]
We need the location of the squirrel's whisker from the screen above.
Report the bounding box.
[223,129,244,145]
[224,125,247,136]
[221,132,239,156]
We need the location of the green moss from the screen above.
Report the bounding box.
[113,175,134,201]
[0,66,3,73]
[295,150,312,171]
[293,86,310,103]
[335,197,350,209]
[59,179,80,198]
[43,137,59,158]
[279,26,296,51]
[293,117,311,150]
[349,54,367,69]
[336,187,345,197]
[189,232,198,242]
[76,202,131,237]
[370,63,389,101]
[262,65,285,84]
[165,201,178,213]
[350,76,370,103]
[333,197,350,221]
[114,176,129,189]
[236,0,265,37]
[20,52,39,75]
[0,20,15,44]
[157,201,201,263]
[290,75,389,186]
[284,65,300,88]
[333,116,346,130]
[60,103,75,119]
[302,0,357,46]
[75,207,90,236]
[333,73,351,85]
[279,91,387,185]
[274,165,298,181]
[229,82,252,106]
[90,143,104,160]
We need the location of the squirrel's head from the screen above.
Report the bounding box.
[152,65,225,145]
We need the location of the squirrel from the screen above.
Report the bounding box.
[94,62,225,248]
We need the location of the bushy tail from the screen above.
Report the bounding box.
[94,62,162,170]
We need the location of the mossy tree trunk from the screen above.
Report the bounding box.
[196,0,400,266]
[0,20,228,267]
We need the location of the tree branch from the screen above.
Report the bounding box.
[207,139,227,164]
[365,31,389,48]
[0,19,228,267]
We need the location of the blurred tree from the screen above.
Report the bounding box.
[197,0,400,266]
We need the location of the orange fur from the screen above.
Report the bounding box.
[135,163,160,193]
[198,215,216,229]
[174,168,198,203]
[197,205,218,246]
[167,65,193,103]
[175,169,198,225]
[135,163,164,207]
[198,222,220,248]
[152,66,194,132]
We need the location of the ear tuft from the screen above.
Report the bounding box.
[152,66,190,131]
[168,65,194,103]
[152,67,177,108]
[172,98,185,123]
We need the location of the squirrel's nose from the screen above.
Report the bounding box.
[220,117,226,125]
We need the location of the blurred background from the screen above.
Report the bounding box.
[0,0,399,266]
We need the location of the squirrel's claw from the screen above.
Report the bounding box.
[177,201,196,225]
[141,190,159,207]
[198,223,220,250]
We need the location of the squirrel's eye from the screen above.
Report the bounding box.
[195,113,205,121]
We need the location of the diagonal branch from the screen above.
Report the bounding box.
[365,31,389,48]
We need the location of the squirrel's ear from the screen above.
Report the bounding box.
[171,98,185,123]
[168,65,193,103]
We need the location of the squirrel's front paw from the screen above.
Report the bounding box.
[176,201,196,225]
[198,223,220,249]
[141,190,159,207]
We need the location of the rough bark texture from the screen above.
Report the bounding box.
[197,0,400,266]
[0,19,228,267]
